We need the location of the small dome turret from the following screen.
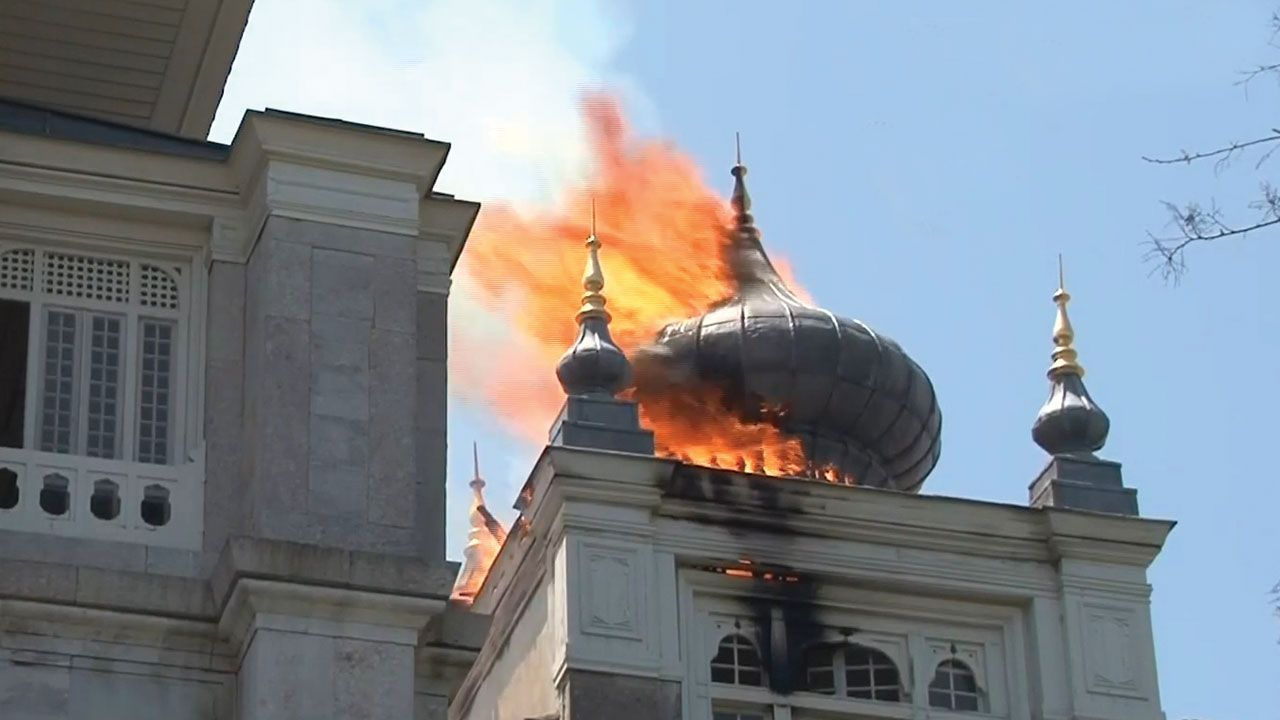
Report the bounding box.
[1031,259,1110,455]
[555,203,632,398]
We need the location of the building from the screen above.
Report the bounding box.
[0,5,1171,720]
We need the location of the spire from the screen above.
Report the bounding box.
[1047,255,1085,379]
[1032,257,1110,456]
[452,442,508,604]
[731,132,755,232]
[555,200,632,398]
[576,198,610,324]
[469,441,485,495]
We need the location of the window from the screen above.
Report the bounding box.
[710,634,763,687]
[803,643,902,702]
[0,247,184,465]
[929,659,981,712]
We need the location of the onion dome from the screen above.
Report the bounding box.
[634,145,942,491]
[556,202,632,398]
[1031,259,1109,455]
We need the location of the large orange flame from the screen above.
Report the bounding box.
[453,92,820,478]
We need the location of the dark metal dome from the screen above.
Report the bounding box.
[632,161,941,491]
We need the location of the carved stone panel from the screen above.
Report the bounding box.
[579,544,643,641]
[1081,603,1145,699]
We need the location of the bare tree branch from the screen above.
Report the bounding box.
[1143,183,1280,282]
[1144,8,1280,282]
[1141,132,1280,174]
[1235,62,1280,96]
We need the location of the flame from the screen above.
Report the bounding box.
[453,92,825,479]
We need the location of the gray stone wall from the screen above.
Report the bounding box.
[562,670,681,720]
[233,217,447,559]
[415,291,448,557]
[204,260,247,561]
[0,659,232,719]
[238,628,415,720]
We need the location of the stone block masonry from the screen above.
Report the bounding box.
[233,217,449,559]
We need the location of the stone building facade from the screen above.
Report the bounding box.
[0,5,1170,720]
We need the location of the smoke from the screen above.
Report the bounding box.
[211,0,648,555]
[211,0,649,202]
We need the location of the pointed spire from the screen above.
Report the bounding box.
[469,441,485,494]
[555,200,632,398]
[731,132,754,231]
[1032,257,1110,456]
[576,198,610,324]
[1047,254,1085,379]
[452,441,508,605]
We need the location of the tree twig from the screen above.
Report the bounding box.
[1141,133,1280,173]
[1143,185,1280,282]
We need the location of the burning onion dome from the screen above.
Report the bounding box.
[451,443,508,604]
[1031,258,1110,455]
[632,140,942,491]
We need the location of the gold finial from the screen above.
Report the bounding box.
[576,197,610,324]
[1048,254,1085,379]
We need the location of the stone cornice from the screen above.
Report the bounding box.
[208,536,458,611]
[477,446,1175,614]
[0,110,480,277]
[218,577,446,656]
[227,110,450,195]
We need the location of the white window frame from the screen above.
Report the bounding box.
[684,571,1015,720]
[802,641,904,702]
[9,249,188,464]
[0,239,205,551]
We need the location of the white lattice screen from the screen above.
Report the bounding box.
[42,251,131,304]
[0,249,34,291]
[0,247,181,311]
[140,264,180,310]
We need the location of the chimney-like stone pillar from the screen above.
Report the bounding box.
[218,111,477,561]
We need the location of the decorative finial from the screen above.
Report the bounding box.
[577,198,609,324]
[731,133,753,229]
[555,202,632,397]
[470,441,484,493]
[1048,254,1084,379]
[1032,257,1110,456]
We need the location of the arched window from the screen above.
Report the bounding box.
[803,643,901,701]
[929,659,981,712]
[710,634,762,686]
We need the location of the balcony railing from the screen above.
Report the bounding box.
[0,446,203,551]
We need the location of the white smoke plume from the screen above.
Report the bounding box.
[211,0,648,557]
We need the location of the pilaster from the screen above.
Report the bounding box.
[223,111,478,560]
[1046,513,1168,720]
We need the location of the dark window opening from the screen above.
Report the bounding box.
[846,645,901,702]
[804,645,836,694]
[803,642,902,702]
[710,634,763,687]
[39,473,69,516]
[0,299,29,449]
[0,467,18,509]
[140,484,170,526]
[89,479,120,521]
[929,659,981,712]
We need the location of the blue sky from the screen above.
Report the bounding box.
[214,2,1280,718]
